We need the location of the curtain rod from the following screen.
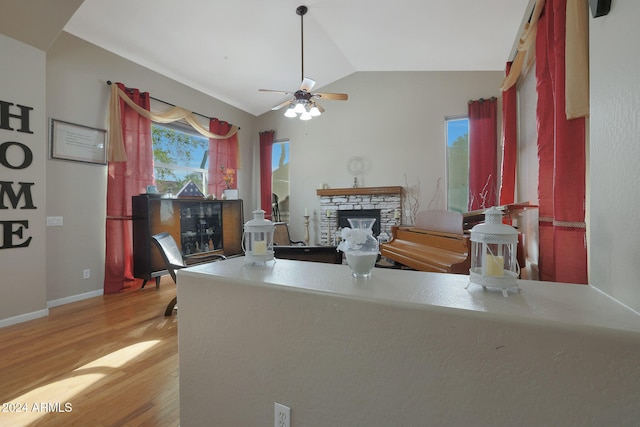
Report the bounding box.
[468,97,497,104]
[106,80,238,128]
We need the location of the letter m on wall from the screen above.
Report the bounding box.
[0,181,36,209]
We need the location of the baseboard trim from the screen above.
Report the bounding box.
[0,289,105,329]
[0,308,49,329]
[47,289,104,308]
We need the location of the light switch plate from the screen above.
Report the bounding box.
[46,216,63,226]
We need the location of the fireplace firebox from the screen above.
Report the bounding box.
[337,209,381,236]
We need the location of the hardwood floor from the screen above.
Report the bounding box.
[0,277,179,427]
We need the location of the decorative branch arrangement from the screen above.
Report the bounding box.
[403,174,421,225]
[427,177,443,210]
[468,174,493,209]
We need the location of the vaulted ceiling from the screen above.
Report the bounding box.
[1,0,532,116]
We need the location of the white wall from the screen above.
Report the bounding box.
[42,32,256,303]
[255,71,504,243]
[589,2,640,312]
[0,34,47,325]
[178,260,640,426]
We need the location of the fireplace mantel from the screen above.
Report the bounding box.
[316,186,403,197]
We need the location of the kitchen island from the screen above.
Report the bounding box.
[177,257,640,427]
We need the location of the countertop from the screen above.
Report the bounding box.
[178,257,640,337]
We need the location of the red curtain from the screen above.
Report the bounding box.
[535,0,587,283]
[104,83,154,293]
[259,130,275,219]
[207,118,238,197]
[468,98,498,210]
[499,62,518,205]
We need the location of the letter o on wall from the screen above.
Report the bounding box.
[0,141,33,169]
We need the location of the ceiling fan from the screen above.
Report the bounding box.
[259,5,348,120]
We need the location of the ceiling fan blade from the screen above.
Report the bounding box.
[315,92,348,101]
[259,89,292,95]
[312,101,325,113]
[271,99,293,111]
[300,77,316,92]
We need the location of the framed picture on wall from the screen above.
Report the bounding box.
[50,118,107,165]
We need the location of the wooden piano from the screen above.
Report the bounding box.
[380,210,471,274]
[379,204,538,275]
[380,226,470,274]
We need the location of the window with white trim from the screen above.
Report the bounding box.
[445,117,469,213]
[152,123,208,195]
[271,141,290,222]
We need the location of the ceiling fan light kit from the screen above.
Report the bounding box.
[294,102,306,114]
[299,111,312,121]
[259,5,348,120]
[284,106,297,118]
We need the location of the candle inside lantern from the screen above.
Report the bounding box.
[254,240,267,255]
[485,254,504,277]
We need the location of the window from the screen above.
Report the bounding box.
[152,123,209,195]
[445,117,469,213]
[271,141,290,222]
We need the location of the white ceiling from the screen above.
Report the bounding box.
[62,0,531,116]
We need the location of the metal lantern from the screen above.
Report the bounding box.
[467,206,520,297]
[242,209,275,265]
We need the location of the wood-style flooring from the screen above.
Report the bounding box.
[0,277,179,427]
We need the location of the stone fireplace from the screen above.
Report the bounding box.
[316,186,402,245]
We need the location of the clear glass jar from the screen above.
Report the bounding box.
[337,218,379,278]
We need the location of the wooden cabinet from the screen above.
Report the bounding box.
[132,195,244,287]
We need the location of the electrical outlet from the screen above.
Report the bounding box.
[274,402,290,427]
[82,269,91,279]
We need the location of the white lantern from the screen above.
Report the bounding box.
[467,206,520,297]
[242,210,275,265]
